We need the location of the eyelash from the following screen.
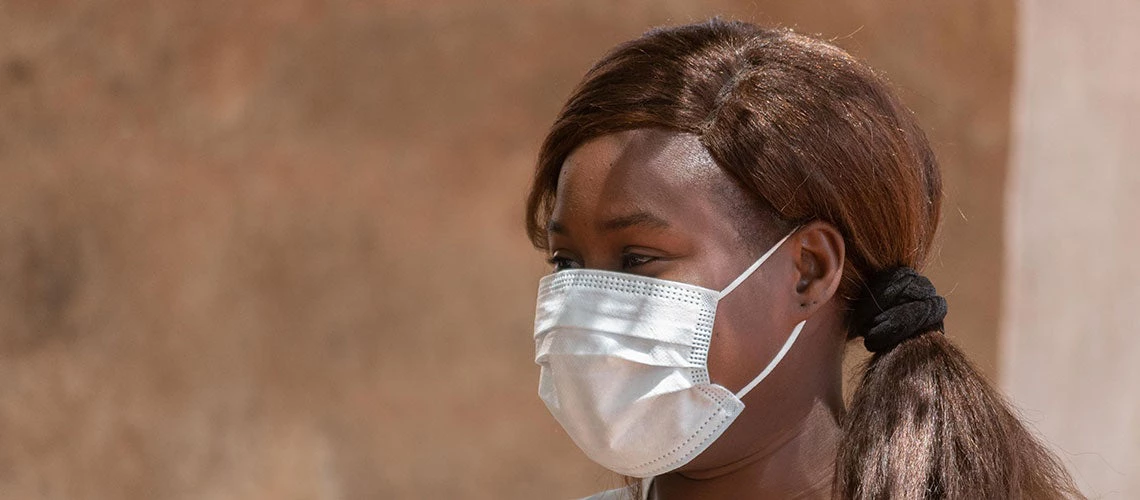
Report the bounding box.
[621,253,656,269]
[546,253,658,271]
[546,256,577,271]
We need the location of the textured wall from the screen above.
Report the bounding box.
[0,1,1011,498]
[1003,0,1140,496]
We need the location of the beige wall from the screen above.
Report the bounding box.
[0,1,1012,498]
[1003,0,1140,496]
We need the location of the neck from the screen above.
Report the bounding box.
[650,399,842,500]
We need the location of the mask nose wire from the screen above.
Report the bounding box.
[717,227,800,299]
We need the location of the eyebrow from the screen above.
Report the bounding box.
[599,212,671,232]
[547,211,671,236]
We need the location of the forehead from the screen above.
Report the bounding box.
[554,129,725,222]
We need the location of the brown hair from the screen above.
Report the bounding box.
[525,19,1080,499]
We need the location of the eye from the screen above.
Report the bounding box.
[621,253,658,269]
[546,254,581,272]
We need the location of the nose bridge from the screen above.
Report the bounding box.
[581,254,623,272]
[560,232,625,272]
[547,206,623,272]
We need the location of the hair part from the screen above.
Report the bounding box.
[527,18,1080,499]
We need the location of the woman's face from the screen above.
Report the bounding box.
[545,128,845,472]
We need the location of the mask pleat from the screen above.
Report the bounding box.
[535,327,700,368]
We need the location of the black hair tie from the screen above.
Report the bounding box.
[852,267,948,353]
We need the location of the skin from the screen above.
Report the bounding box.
[546,128,849,499]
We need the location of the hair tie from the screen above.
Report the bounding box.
[852,267,947,353]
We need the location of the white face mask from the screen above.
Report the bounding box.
[533,228,805,478]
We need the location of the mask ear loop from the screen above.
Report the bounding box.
[717,227,800,298]
[735,319,806,398]
[712,226,804,399]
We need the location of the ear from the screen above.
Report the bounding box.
[791,221,845,315]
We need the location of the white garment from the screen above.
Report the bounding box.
[578,477,652,500]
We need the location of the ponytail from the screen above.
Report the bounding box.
[837,330,1082,498]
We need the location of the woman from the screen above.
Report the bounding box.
[526,19,1079,500]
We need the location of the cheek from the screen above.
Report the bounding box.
[705,285,785,392]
